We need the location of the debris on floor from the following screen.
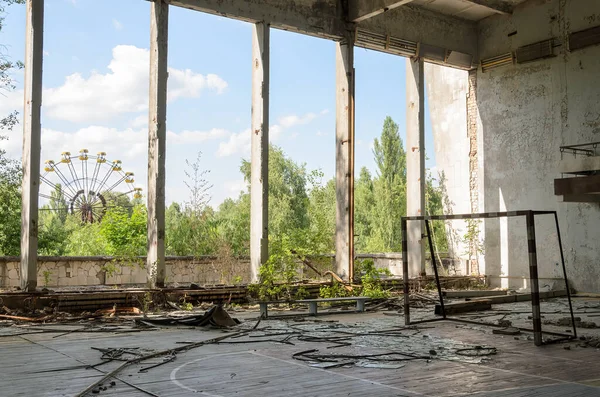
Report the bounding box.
[73,316,501,395]
[492,327,521,335]
[137,304,239,327]
[543,316,597,328]
[577,335,600,348]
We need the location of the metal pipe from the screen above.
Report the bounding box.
[553,212,577,338]
[526,211,543,346]
[348,61,355,282]
[425,220,445,318]
[401,218,409,325]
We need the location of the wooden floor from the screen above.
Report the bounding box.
[1,311,600,397]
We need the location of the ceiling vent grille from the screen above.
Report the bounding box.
[569,25,600,51]
[480,52,514,72]
[354,29,473,69]
[355,28,417,57]
[515,39,555,64]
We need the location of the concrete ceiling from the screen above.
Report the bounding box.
[406,0,529,21]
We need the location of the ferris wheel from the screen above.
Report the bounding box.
[40,149,143,223]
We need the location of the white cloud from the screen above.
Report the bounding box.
[129,115,148,129]
[270,124,282,140]
[41,126,147,160]
[278,112,316,129]
[320,109,330,115]
[2,126,150,200]
[112,19,123,31]
[224,179,247,195]
[216,129,251,157]
[167,128,229,144]
[43,50,50,57]
[0,123,242,206]
[216,111,323,157]
[167,70,227,101]
[0,90,22,121]
[39,45,227,123]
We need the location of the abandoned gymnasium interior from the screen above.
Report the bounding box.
[1,0,600,395]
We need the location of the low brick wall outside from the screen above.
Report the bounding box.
[0,253,458,288]
[0,256,253,288]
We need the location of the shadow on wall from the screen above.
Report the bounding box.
[478,49,600,293]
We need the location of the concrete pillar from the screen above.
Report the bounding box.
[250,22,270,283]
[405,57,426,277]
[20,0,44,292]
[147,0,168,288]
[424,63,471,275]
[335,37,355,280]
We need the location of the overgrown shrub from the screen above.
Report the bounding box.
[357,259,392,299]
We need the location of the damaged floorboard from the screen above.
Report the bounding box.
[1,311,600,397]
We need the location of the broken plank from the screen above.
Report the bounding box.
[435,300,491,315]
[443,290,507,298]
[466,290,567,304]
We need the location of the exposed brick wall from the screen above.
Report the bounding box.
[466,69,480,274]
[467,69,479,214]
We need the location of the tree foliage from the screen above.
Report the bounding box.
[0,141,21,255]
[0,0,24,256]
[1,113,448,279]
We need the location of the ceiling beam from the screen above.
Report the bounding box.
[167,0,479,64]
[167,0,346,40]
[359,4,478,62]
[462,0,513,15]
[349,0,415,23]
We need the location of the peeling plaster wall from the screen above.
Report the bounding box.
[478,0,600,292]
[425,63,471,275]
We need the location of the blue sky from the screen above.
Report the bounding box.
[0,0,436,207]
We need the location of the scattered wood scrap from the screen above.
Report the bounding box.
[0,314,54,322]
[137,305,239,327]
[94,306,141,317]
[492,327,521,336]
[443,290,508,298]
[322,271,353,292]
[435,300,492,315]
[466,290,567,304]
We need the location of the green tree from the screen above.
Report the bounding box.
[241,145,310,239]
[64,218,109,256]
[38,211,70,256]
[102,191,135,216]
[214,194,251,256]
[0,0,25,256]
[370,116,407,252]
[48,183,68,223]
[99,205,147,257]
[354,167,376,252]
[303,170,335,254]
[0,140,21,255]
[165,152,216,256]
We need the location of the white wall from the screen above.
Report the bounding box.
[477,0,600,292]
[425,63,471,275]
